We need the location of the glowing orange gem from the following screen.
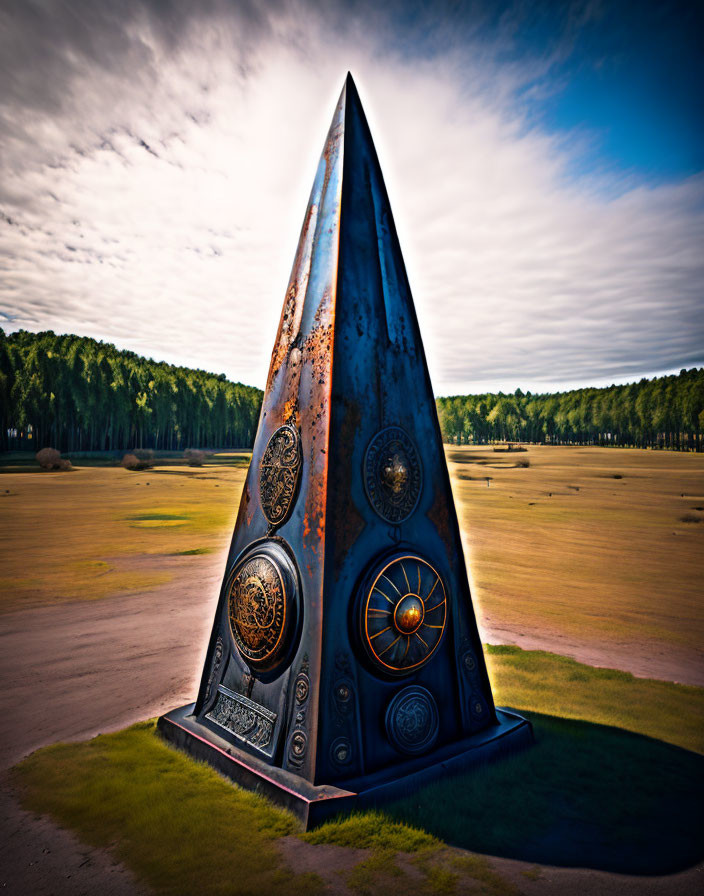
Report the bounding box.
[393,594,425,634]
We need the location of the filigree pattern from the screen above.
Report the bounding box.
[206,685,277,752]
[364,426,422,523]
[260,424,302,526]
[385,686,439,755]
[228,554,286,665]
[361,554,447,674]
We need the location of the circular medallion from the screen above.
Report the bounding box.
[226,542,300,674]
[364,426,422,524]
[359,553,447,675]
[385,686,439,755]
[260,424,302,527]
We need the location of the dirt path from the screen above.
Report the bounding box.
[480,621,704,687]
[0,555,219,896]
[0,554,220,770]
[277,837,704,896]
[1,546,700,777]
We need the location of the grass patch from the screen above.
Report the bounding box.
[306,814,518,894]
[11,720,323,896]
[346,849,405,895]
[486,644,704,754]
[169,547,214,556]
[303,810,437,852]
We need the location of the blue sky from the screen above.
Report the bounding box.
[0,0,702,394]
[518,1,704,180]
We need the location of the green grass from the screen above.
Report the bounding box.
[11,650,704,892]
[303,810,437,851]
[12,723,517,896]
[11,720,322,896]
[486,644,704,754]
[303,649,704,875]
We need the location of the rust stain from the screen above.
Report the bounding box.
[427,476,452,551]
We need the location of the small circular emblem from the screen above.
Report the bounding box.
[295,675,309,704]
[226,542,300,674]
[364,426,422,523]
[260,424,302,527]
[359,553,447,675]
[385,686,439,755]
[330,737,352,766]
[290,730,307,758]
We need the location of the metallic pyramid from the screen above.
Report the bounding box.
[159,73,531,826]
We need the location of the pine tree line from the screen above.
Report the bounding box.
[2,328,701,453]
[437,369,704,450]
[0,329,263,452]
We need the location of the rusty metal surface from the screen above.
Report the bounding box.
[188,73,500,789]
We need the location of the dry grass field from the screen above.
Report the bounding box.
[449,445,703,682]
[0,455,248,613]
[3,446,703,895]
[0,445,702,682]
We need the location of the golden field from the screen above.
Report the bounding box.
[0,445,702,681]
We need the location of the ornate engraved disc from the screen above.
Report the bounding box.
[385,685,439,755]
[360,553,447,674]
[226,542,300,673]
[364,426,422,524]
[260,424,302,527]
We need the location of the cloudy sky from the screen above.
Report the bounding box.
[1,0,702,395]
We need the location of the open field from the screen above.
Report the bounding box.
[2,446,703,894]
[0,453,249,613]
[448,445,704,684]
[0,445,702,683]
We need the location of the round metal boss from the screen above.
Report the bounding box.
[385,685,439,755]
[364,426,422,523]
[359,553,447,675]
[226,541,300,674]
[259,424,302,527]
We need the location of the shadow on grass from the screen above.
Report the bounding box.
[382,711,704,875]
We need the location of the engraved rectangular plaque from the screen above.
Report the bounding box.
[206,685,278,756]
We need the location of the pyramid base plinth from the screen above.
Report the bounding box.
[157,704,533,829]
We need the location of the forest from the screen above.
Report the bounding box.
[0,329,263,452]
[2,328,702,453]
[437,368,704,450]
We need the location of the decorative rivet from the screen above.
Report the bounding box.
[291,731,307,757]
[295,676,309,703]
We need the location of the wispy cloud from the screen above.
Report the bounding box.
[0,0,702,392]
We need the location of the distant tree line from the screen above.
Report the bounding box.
[0,329,263,453]
[437,368,704,451]
[2,328,702,454]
